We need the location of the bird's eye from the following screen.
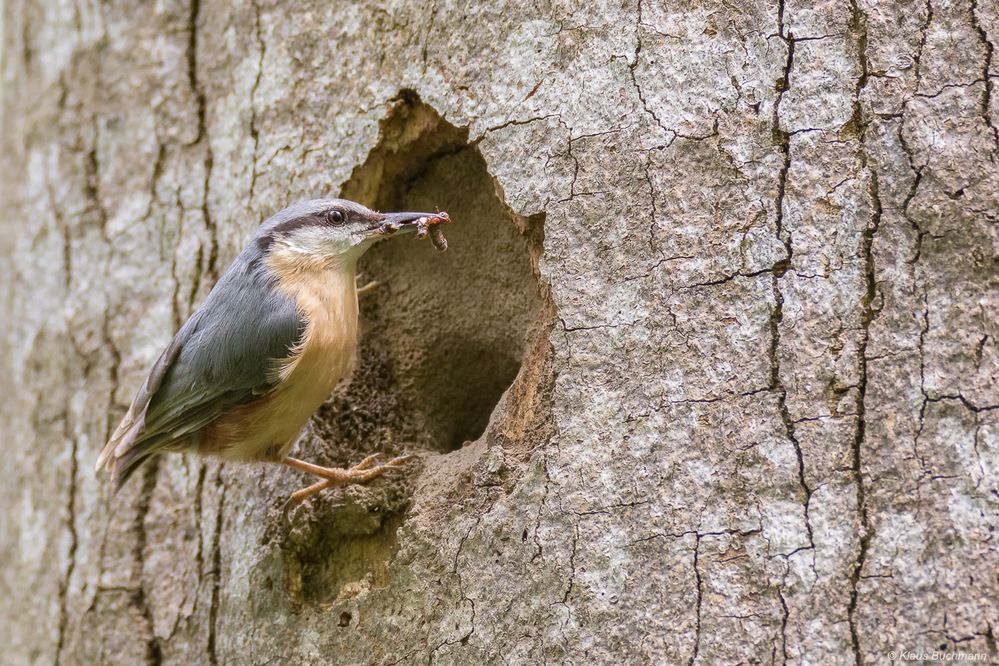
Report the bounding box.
[327,209,345,224]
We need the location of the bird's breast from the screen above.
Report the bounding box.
[206,259,360,461]
[277,266,360,384]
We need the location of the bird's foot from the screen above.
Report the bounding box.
[284,453,413,503]
[355,272,381,297]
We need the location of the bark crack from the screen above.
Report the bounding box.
[897,124,925,266]
[554,127,625,203]
[769,0,815,576]
[426,513,479,660]
[530,453,551,562]
[207,467,227,665]
[248,0,266,205]
[187,0,218,284]
[54,428,79,666]
[559,520,579,606]
[846,4,881,662]
[969,0,999,152]
[627,0,674,139]
[688,533,703,666]
[49,159,78,666]
[420,0,440,69]
[475,113,561,139]
[170,190,187,330]
[914,288,931,468]
[897,0,931,274]
[134,463,164,665]
[777,587,790,665]
[643,149,661,254]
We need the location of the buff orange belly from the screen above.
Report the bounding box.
[200,349,352,461]
[201,255,360,462]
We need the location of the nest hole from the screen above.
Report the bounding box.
[315,91,545,454]
[281,93,546,607]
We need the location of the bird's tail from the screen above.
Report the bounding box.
[95,408,152,492]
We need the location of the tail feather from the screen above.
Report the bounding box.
[95,408,144,473]
[97,409,159,493]
[110,445,155,492]
[105,422,189,492]
[97,313,194,489]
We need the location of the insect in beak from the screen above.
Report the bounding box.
[371,211,451,251]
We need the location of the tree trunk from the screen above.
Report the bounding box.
[1,0,996,664]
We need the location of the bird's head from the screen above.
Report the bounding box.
[254,198,440,269]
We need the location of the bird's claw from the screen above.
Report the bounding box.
[286,453,415,503]
[355,273,381,297]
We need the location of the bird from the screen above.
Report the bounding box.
[95,198,448,503]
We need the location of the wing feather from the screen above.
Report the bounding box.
[97,252,304,490]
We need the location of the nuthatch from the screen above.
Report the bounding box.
[96,199,451,502]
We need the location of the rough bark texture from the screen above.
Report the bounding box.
[1,0,997,664]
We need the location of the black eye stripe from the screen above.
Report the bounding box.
[261,204,357,243]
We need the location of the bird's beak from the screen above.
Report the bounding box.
[368,211,444,237]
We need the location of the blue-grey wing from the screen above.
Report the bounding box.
[97,252,304,488]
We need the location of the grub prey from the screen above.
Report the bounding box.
[414,211,451,252]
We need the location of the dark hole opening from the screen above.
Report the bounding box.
[314,91,543,453]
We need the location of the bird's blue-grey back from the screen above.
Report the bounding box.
[107,231,305,488]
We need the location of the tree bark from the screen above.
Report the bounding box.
[1,0,996,664]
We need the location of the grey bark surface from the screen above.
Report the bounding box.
[1,0,997,664]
